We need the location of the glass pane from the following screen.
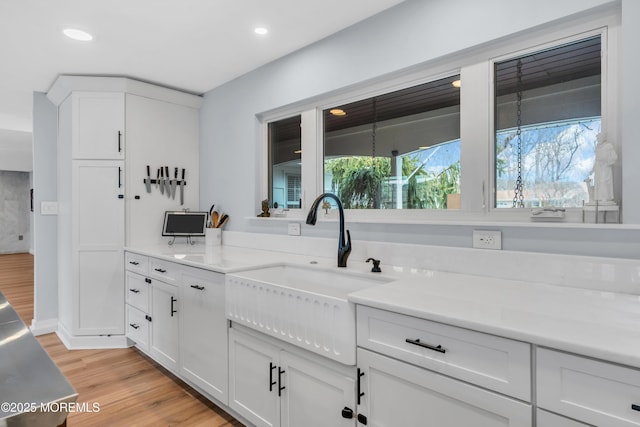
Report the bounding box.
[269,115,301,209]
[495,36,601,208]
[323,75,461,209]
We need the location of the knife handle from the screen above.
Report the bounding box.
[174,167,178,178]
[181,168,185,180]
[147,165,150,176]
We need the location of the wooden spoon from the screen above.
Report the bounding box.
[211,211,219,228]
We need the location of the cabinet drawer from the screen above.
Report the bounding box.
[357,306,531,401]
[127,305,150,353]
[125,252,148,275]
[125,271,151,312]
[536,409,590,427]
[537,348,640,427]
[148,257,180,283]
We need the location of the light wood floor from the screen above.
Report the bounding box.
[0,253,244,427]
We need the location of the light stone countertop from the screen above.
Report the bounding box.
[126,243,640,369]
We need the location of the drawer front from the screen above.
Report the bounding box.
[537,348,640,427]
[125,271,151,312]
[125,252,148,275]
[357,306,531,401]
[148,257,180,283]
[127,305,150,353]
[536,409,591,427]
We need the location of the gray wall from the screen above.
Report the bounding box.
[199,0,640,259]
[0,171,31,253]
[32,92,58,325]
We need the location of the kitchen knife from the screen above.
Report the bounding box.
[171,167,178,199]
[145,165,152,193]
[165,166,171,198]
[159,167,164,194]
[179,168,185,205]
[156,168,160,190]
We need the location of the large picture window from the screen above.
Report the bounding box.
[494,36,602,208]
[322,75,461,209]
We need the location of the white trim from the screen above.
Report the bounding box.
[56,322,129,349]
[29,318,58,336]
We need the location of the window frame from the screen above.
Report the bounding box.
[258,11,619,225]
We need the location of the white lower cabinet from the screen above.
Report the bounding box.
[150,279,180,372]
[536,409,591,427]
[180,267,228,404]
[229,325,357,427]
[537,348,640,427]
[357,348,531,427]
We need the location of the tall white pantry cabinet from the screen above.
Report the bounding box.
[48,76,201,348]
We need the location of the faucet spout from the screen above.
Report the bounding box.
[306,193,352,267]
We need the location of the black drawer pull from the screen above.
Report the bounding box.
[170,297,177,317]
[342,407,353,419]
[278,368,286,396]
[129,288,140,294]
[190,284,205,290]
[145,278,152,284]
[154,268,167,273]
[129,261,139,265]
[632,404,640,412]
[129,323,139,330]
[269,362,277,392]
[405,338,446,353]
[357,368,364,405]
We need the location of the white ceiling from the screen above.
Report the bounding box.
[0,0,404,140]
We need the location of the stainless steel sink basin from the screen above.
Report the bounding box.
[226,263,390,365]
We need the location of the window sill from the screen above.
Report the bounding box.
[246,214,639,230]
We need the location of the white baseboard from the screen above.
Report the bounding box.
[56,323,130,350]
[29,318,58,336]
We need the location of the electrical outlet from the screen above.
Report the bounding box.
[472,230,502,250]
[288,223,301,236]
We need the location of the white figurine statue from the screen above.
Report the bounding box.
[593,132,617,204]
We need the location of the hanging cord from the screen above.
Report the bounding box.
[513,59,525,208]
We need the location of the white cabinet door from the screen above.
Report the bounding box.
[280,351,356,427]
[181,268,228,404]
[72,92,125,160]
[357,348,532,427]
[150,279,180,372]
[73,160,125,335]
[229,327,280,427]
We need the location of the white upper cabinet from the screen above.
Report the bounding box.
[71,92,125,160]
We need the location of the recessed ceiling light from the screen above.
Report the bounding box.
[254,27,268,35]
[330,109,347,116]
[63,28,93,41]
[451,79,461,88]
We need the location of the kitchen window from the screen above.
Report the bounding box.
[260,13,617,224]
[494,36,602,209]
[268,115,301,209]
[322,75,461,210]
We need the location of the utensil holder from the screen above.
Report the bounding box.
[206,228,222,248]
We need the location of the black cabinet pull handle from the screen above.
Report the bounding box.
[190,284,205,290]
[145,278,151,284]
[269,362,277,392]
[145,314,152,322]
[129,323,139,330]
[118,131,122,153]
[154,268,167,273]
[170,296,177,317]
[357,368,365,405]
[129,288,140,294]
[632,404,640,412]
[118,166,122,188]
[405,338,446,353]
[278,368,286,396]
[129,261,139,265]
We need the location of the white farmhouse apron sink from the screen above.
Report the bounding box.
[226,264,390,365]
